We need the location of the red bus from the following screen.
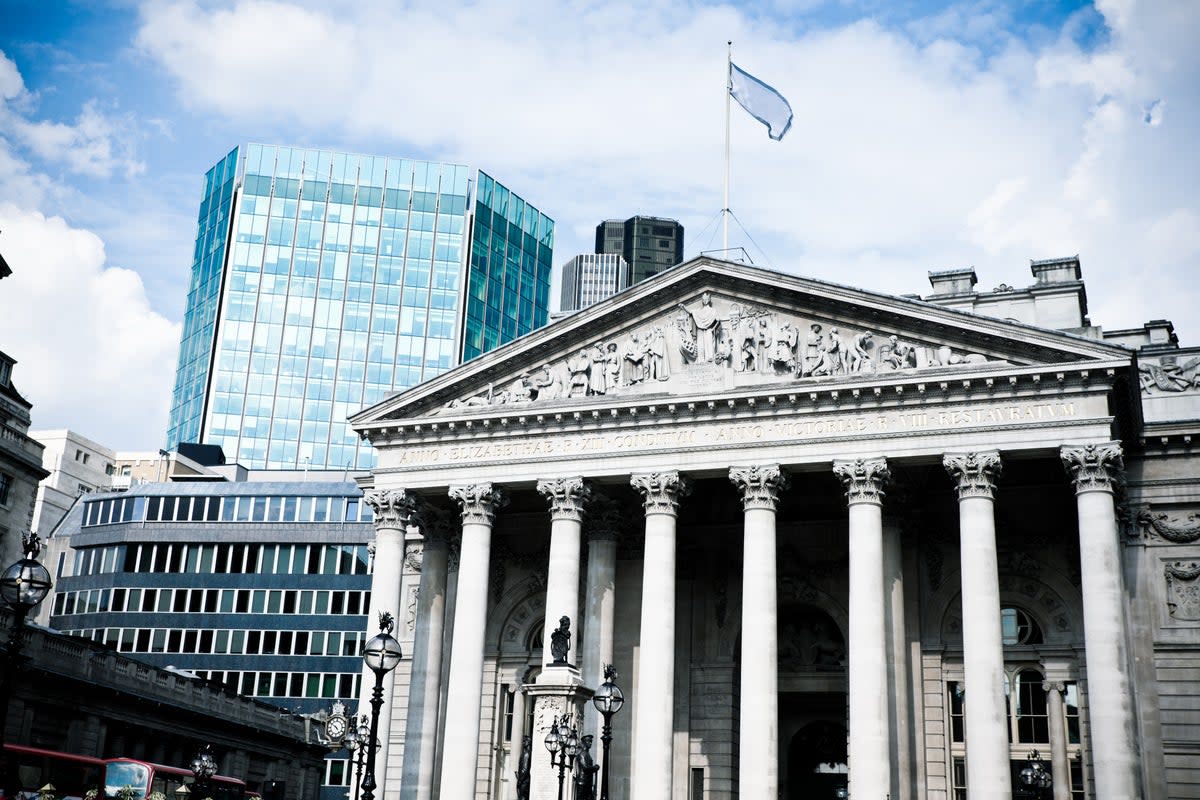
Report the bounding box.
[2,744,105,800]
[103,760,245,800]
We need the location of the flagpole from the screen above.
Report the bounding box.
[723,40,731,253]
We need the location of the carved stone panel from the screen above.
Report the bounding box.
[1165,562,1200,621]
[439,291,1005,411]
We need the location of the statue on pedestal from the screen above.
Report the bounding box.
[550,616,571,665]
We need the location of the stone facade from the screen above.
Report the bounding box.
[350,257,1198,800]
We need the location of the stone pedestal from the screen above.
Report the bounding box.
[526,667,595,800]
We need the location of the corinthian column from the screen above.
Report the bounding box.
[833,457,892,800]
[630,471,690,800]
[729,464,788,800]
[943,451,1011,800]
[438,484,505,800]
[536,477,590,666]
[400,507,454,800]
[1061,443,1141,799]
[582,495,621,739]
[362,489,417,787]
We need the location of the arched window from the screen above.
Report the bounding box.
[1000,606,1043,645]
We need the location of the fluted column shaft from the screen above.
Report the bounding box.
[630,471,689,800]
[399,512,451,800]
[1043,682,1071,800]
[944,452,1011,800]
[362,489,417,791]
[835,458,892,800]
[1061,443,1141,799]
[537,477,590,666]
[730,465,787,800]
[438,484,504,800]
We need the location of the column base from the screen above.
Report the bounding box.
[526,669,596,800]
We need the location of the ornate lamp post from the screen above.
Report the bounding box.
[544,714,581,800]
[1019,750,1052,799]
[189,745,218,798]
[360,613,402,800]
[346,715,370,800]
[590,665,624,800]
[0,533,53,798]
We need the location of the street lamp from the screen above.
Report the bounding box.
[544,714,581,800]
[189,745,218,798]
[345,715,370,800]
[1019,750,1052,799]
[0,533,52,799]
[591,664,624,800]
[360,613,402,800]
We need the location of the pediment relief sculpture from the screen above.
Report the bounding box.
[443,292,1008,412]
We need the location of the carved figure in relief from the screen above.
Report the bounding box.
[676,292,722,363]
[1165,562,1200,620]
[567,349,591,397]
[754,318,773,372]
[801,323,824,376]
[771,322,798,371]
[531,363,563,400]
[849,331,874,373]
[575,735,598,800]
[880,335,914,370]
[814,327,844,376]
[509,374,533,402]
[589,343,607,395]
[647,326,669,381]
[622,334,647,385]
[605,343,621,389]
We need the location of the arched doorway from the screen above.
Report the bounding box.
[787,720,848,799]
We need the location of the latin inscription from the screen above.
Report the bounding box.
[394,401,1079,466]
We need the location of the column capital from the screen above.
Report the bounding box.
[729,464,789,511]
[449,483,506,525]
[832,457,890,505]
[417,504,455,550]
[584,493,623,542]
[943,451,1002,499]
[536,476,591,522]
[364,488,418,530]
[1061,442,1124,494]
[631,471,691,516]
[1041,680,1066,694]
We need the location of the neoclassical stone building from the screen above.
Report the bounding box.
[350,257,1199,800]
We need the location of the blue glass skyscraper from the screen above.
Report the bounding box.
[165,145,553,469]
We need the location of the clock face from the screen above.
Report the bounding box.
[326,714,348,741]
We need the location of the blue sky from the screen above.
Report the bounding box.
[1,0,1197,449]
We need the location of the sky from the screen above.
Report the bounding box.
[0,0,1197,450]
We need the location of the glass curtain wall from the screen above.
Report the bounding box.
[196,144,469,469]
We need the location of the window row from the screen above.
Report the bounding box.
[192,667,361,701]
[53,586,370,619]
[63,624,369,657]
[67,542,371,578]
[83,493,374,527]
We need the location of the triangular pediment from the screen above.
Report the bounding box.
[351,258,1131,428]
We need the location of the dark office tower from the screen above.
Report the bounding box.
[165,144,553,470]
[594,216,685,284]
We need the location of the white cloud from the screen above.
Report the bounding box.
[0,204,182,450]
[129,0,1198,344]
[0,51,146,180]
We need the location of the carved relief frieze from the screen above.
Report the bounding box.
[404,542,424,573]
[1139,355,1200,395]
[1131,506,1200,544]
[1165,562,1200,621]
[441,292,1004,411]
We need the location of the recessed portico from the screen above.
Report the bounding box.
[351,257,1144,800]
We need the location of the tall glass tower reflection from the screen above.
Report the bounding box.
[165,144,554,469]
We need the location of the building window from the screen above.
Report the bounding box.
[1001,607,1043,645]
[0,472,11,506]
[75,449,90,464]
[0,358,11,387]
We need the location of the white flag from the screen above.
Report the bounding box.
[730,62,793,141]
